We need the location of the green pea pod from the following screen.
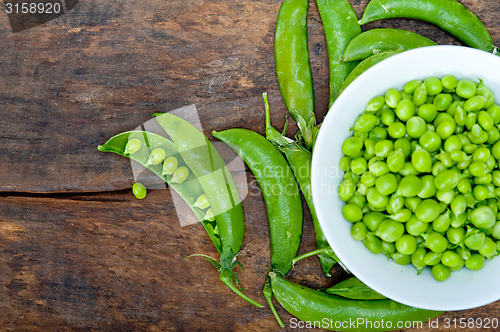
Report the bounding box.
[98,131,221,253]
[359,0,497,53]
[275,0,316,149]
[342,28,437,62]
[340,50,402,92]
[269,272,443,332]
[263,93,336,276]
[316,0,361,107]
[155,114,261,308]
[212,128,303,276]
[322,277,387,300]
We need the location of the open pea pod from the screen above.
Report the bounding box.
[98,131,222,253]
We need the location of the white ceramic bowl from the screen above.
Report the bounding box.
[312,45,500,311]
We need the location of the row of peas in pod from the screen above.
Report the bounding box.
[124,138,214,221]
[339,75,500,281]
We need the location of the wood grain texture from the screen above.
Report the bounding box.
[0,0,499,331]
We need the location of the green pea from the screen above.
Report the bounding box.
[375,173,398,196]
[456,79,477,99]
[449,194,466,216]
[441,75,458,91]
[411,145,432,173]
[472,147,490,163]
[377,219,405,242]
[204,208,215,221]
[395,99,416,122]
[413,199,440,223]
[492,140,500,161]
[477,110,494,131]
[474,173,492,185]
[419,131,441,152]
[469,161,488,177]
[412,83,428,106]
[171,166,190,184]
[380,108,396,126]
[432,263,451,281]
[425,77,443,96]
[132,182,147,200]
[436,189,454,204]
[470,206,496,229]
[492,222,500,240]
[453,103,466,126]
[392,252,411,265]
[464,96,487,113]
[386,149,405,173]
[449,151,468,163]
[147,148,167,165]
[366,95,386,112]
[398,175,422,197]
[404,80,422,94]
[446,226,466,245]
[487,104,500,124]
[463,192,477,209]
[385,88,401,108]
[479,237,497,258]
[434,169,459,191]
[394,138,412,157]
[369,126,388,141]
[477,82,495,108]
[354,114,380,132]
[387,122,406,138]
[163,156,179,175]
[363,233,382,254]
[351,222,368,241]
[436,121,455,139]
[374,140,393,158]
[387,195,405,215]
[486,127,500,145]
[342,137,363,157]
[360,171,376,187]
[366,187,389,210]
[362,212,385,232]
[432,162,446,177]
[464,233,486,251]
[432,213,451,233]
[405,197,422,213]
[339,156,351,172]
[442,136,461,153]
[473,185,490,201]
[424,251,442,266]
[463,143,477,155]
[433,93,453,111]
[398,162,419,176]
[450,257,465,272]
[406,216,428,236]
[465,112,478,131]
[411,247,427,273]
[465,253,485,271]
[125,138,142,155]
[458,247,471,261]
[381,241,396,256]
[350,157,368,175]
[194,194,210,209]
[418,175,437,199]
[348,194,366,210]
[368,160,389,177]
[425,232,448,253]
[405,117,426,139]
[390,208,412,223]
[395,234,417,255]
[417,103,438,123]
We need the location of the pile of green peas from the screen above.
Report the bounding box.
[125,138,215,221]
[339,75,500,281]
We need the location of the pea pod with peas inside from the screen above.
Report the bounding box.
[315,0,361,107]
[97,131,221,252]
[275,0,316,149]
[342,28,437,62]
[269,272,443,332]
[359,0,497,54]
[155,113,262,307]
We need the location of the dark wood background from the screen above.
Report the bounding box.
[1,0,499,331]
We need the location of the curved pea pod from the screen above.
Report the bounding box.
[98,131,221,253]
[322,277,387,300]
[358,0,497,53]
[316,0,361,107]
[342,28,437,62]
[212,128,303,276]
[340,50,402,92]
[155,114,261,308]
[269,272,443,332]
[263,93,336,277]
[275,0,316,149]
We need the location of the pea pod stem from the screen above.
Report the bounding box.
[359,0,497,53]
[342,28,437,62]
[275,0,316,149]
[220,270,263,308]
[269,272,443,332]
[316,0,361,107]
[263,278,285,327]
[264,93,337,276]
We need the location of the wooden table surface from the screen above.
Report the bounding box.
[1,0,499,331]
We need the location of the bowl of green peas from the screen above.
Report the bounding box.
[312,45,500,310]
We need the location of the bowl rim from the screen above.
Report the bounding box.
[312,45,500,311]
